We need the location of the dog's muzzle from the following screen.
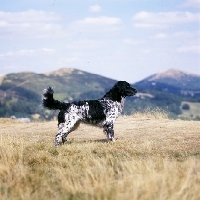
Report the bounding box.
[130,88,137,96]
[126,88,137,96]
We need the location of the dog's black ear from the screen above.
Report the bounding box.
[113,81,128,94]
[102,82,124,101]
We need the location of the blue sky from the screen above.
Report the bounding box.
[0,0,199,83]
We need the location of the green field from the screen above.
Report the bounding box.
[179,101,200,120]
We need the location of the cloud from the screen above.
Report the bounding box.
[154,33,168,39]
[177,45,200,54]
[0,48,56,58]
[77,16,122,25]
[0,10,64,39]
[89,5,101,13]
[0,9,61,23]
[148,33,169,40]
[132,11,200,29]
[0,50,34,57]
[69,16,123,35]
[123,38,145,45]
[41,48,56,54]
[66,39,104,50]
[150,31,200,54]
[181,0,200,7]
[150,31,199,42]
[0,47,57,74]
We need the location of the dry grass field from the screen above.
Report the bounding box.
[0,111,200,200]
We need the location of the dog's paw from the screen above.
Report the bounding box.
[107,138,117,142]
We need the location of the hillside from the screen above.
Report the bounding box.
[0,68,116,119]
[0,68,116,100]
[0,115,200,199]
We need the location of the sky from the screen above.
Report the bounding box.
[0,0,200,83]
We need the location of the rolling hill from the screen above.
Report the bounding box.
[0,68,116,119]
[0,67,200,120]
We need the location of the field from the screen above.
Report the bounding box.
[0,112,200,200]
[179,101,200,120]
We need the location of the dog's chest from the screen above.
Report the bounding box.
[100,98,125,118]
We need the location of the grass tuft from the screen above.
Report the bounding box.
[131,107,169,119]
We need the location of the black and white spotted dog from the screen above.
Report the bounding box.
[42,81,137,146]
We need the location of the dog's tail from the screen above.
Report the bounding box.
[42,86,69,110]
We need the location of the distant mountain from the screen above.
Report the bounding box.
[134,68,200,94]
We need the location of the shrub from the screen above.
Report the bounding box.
[182,103,190,110]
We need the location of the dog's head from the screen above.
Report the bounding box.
[103,81,137,101]
[113,81,137,97]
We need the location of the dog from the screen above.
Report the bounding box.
[42,81,137,146]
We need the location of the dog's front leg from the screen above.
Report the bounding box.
[104,124,115,142]
[55,131,68,146]
[62,133,68,144]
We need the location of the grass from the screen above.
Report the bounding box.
[179,101,200,120]
[0,113,200,200]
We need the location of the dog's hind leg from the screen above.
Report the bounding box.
[55,116,80,146]
[61,133,68,144]
[61,121,80,144]
[55,123,67,146]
